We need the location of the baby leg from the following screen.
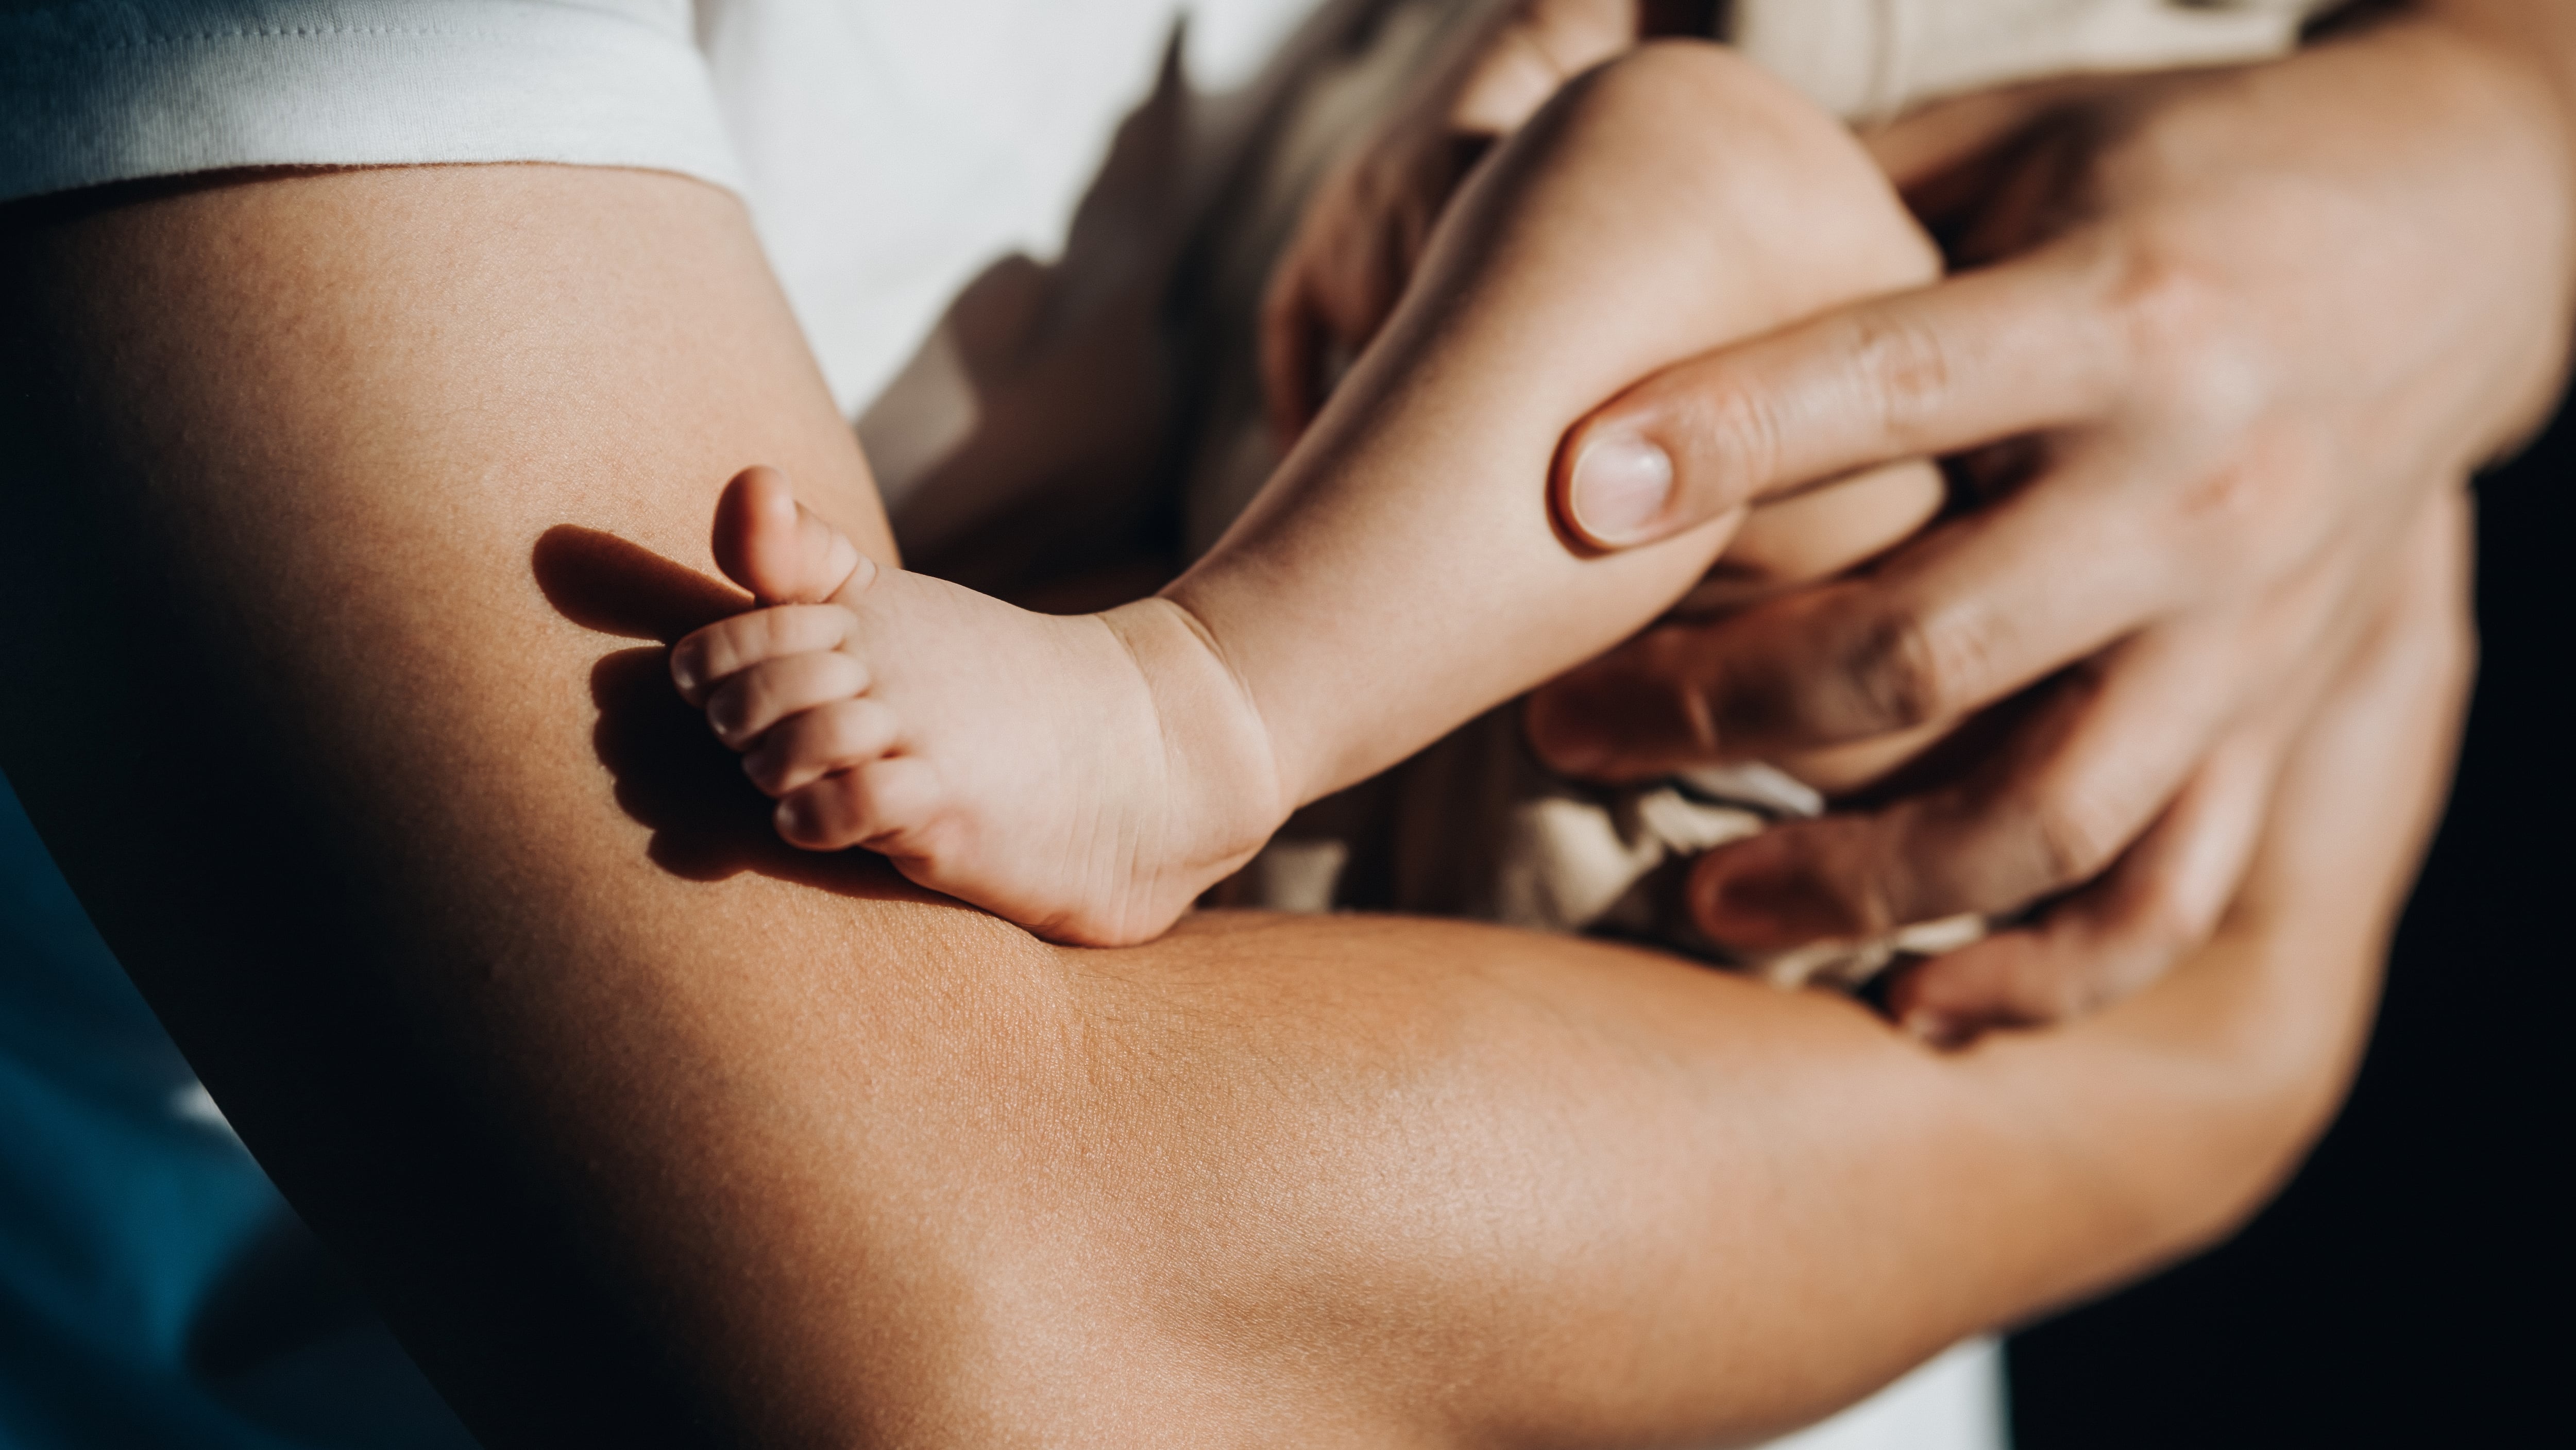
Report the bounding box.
[673,43,1940,948]
[1166,41,1943,804]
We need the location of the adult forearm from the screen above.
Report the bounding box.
[840,509,2473,1446]
[1039,903,2388,1447]
[0,163,2427,1449]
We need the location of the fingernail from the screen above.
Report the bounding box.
[775,795,807,836]
[1902,1009,1968,1049]
[669,647,701,696]
[1568,434,1674,545]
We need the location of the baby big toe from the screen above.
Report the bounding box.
[714,465,873,605]
[743,697,901,796]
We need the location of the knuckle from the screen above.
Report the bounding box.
[1841,309,1957,446]
[2173,453,2270,536]
[2168,432,2331,577]
[2105,243,2274,426]
[1673,370,1783,498]
[2106,244,2219,361]
[1843,605,1981,732]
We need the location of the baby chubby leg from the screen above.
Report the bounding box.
[1166,41,1943,805]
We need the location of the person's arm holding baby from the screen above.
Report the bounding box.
[0,5,2542,1443]
[0,154,2448,1447]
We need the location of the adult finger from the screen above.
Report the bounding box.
[1677,541,2371,949]
[2224,488,2476,952]
[1897,489,2475,1042]
[1531,445,2194,779]
[1550,239,2126,548]
[1881,680,2293,1046]
[1948,488,2477,1060]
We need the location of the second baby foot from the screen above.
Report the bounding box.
[670,468,1288,946]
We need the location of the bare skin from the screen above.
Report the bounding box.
[673,466,1283,946]
[1516,3,2576,1033]
[0,159,2461,1447]
[1251,1,2576,1041]
[674,44,1944,947]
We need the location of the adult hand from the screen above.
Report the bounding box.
[1525,14,2573,1034]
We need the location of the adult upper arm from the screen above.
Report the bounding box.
[0,162,1003,1443]
[0,162,2430,1448]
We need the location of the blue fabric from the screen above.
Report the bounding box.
[0,773,473,1448]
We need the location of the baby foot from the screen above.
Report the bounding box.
[670,467,1289,946]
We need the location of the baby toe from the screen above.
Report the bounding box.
[672,603,856,701]
[775,756,939,853]
[707,651,873,748]
[742,697,901,796]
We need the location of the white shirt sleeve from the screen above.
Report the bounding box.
[0,0,742,205]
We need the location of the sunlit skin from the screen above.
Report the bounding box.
[671,46,1945,948]
[0,0,2563,1442]
[1517,1,2576,1033]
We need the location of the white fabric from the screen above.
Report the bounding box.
[0,1,744,203]
[1761,1339,2011,1450]
[0,2,2085,1443]
[697,0,1317,408]
[1734,0,2330,120]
